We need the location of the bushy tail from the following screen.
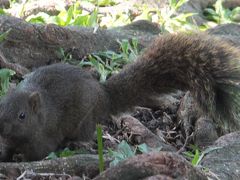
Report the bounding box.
[105,33,240,132]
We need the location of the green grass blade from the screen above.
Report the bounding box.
[96,124,104,172]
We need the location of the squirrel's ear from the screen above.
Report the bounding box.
[29,92,41,113]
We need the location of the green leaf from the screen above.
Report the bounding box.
[231,7,240,21]
[203,8,220,22]
[222,9,232,21]
[108,149,125,166]
[59,148,75,157]
[203,8,218,16]
[118,140,135,158]
[183,151,195,159]
[26,12,53,24]
[96,124,105,172]
[0,8,6,15]
[137,143,162,153]
[119,39,129,55]
[88,55,109,82]
[89,0,116,6]
[72,1,82,19]
[132,38,139,53]
[88,9,98,27]
[55,10,70,26]
[55,15,65,26]
[0,29,12,43]
[137,143,149,153]
[215,0,224,14]
[108,140,135,167]
[191,149,200,166]
[0,68,15,96]
[169,0,177,8]
[175,0,189,10]
[73,15,89,26]
[231,7,240,15]
[65,5,74,26]
[173,13,196,21]
[45,152,58,160]
[98,0,115,6]
[27,16,45,24]
[195,146,222,166]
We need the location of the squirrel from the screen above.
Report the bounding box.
[0,33,240,161]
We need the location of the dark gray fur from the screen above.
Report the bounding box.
[0,33,240,161]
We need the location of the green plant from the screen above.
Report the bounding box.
[55,2,98,27]
[7,0,29,18]
[159,0,197,33]
[137,143,162,153]
[108,141,161,167]
[184,148,200,166]
[96,124,105,172]
[203,0,240,24]
[45,125,105,162]
[0,30,15,97]
[18,0,198,31]
[108,140,135,167]
[26,12,54,24]
[0,29,12,42]
[26,2,99,27]
[46,148,76,159]
[0,8,6,15]
[88,0,116,7]
[57,48,76,64]
[117,38,138,62]
[169,0,187,10]
[0,69,15,97]
[79,38,139,82]
[183,145,222,166]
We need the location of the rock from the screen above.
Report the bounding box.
[93,152,207,180]
[208,23,240,47]
[201,131,240,180]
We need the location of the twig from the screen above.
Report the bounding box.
[16,170,27,180]
[177,133,194,154]
[0,50,29,77]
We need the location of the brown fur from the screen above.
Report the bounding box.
[0,33,240,161]
[106,33,240,130]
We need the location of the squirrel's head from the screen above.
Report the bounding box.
[0,90,42,143]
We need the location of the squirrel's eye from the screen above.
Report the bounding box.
[18,112,26,121]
